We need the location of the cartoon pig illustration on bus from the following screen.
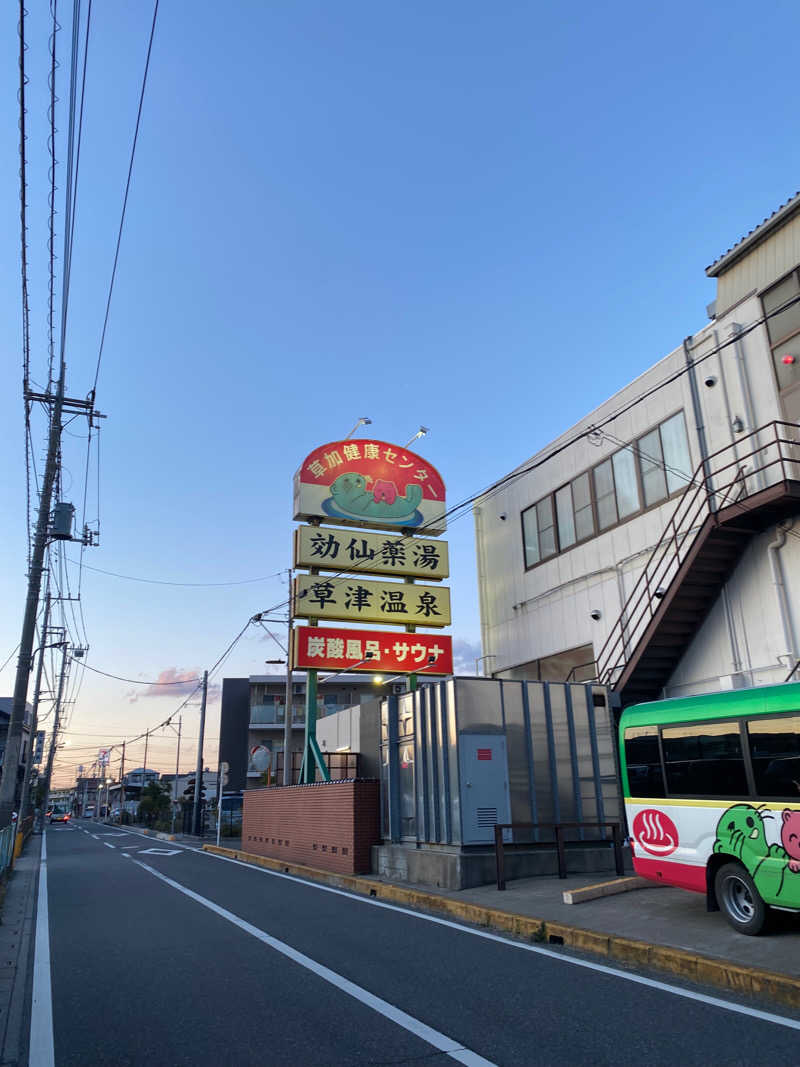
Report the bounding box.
[782,809,800,873]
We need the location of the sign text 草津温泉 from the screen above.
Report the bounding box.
[293,574,451,628]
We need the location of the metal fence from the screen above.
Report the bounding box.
[493,822,624,889]
[271,750,361,784]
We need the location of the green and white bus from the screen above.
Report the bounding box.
[619,682,800,935]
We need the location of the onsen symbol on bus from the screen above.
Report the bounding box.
[632,809,679,857]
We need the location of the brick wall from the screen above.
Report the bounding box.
[241,779,380,875]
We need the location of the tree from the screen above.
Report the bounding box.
[137,780,171,827]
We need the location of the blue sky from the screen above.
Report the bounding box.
[1,1,799,784]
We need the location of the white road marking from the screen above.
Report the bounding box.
[30,833,54,1067]
[89,834,99,840]
[200,851,800,1034]
[133,859,494,1067]
[103,842,115,849]
[121,853,131,858]
[138,847,181,856]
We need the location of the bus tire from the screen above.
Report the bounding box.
[714,862,768,936]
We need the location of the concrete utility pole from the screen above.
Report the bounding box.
[19,586,53,822]
[283,570,293,785]
[192,671,208,836]
[171,715,181,836]
[0,359,67,828]
[118,741,126,823]
[39,642,70,822]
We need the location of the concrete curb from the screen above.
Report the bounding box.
[203,843,800,1011]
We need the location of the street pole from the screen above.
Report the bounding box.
[0,348,68,830]
[40,643,69,826]
[192,671,208,836]
[119,741,126,823]
[19,585,52,823]
[282,569,293,785]
[171,715,181,836]
[143,730,149,778]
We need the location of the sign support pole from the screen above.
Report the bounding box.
[282,570,293,785]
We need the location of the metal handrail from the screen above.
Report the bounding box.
[596,421,800,688]
[494,822,624,888]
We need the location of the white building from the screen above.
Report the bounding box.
[475,192,800,706]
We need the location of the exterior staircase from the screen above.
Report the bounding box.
[596,421,800,707]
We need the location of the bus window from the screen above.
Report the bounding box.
[623,726,665,797]
[661,721,748,798]
[746,715,800,799]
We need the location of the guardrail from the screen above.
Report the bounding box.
[493,822,624,890]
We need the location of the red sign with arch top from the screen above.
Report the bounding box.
[293,439,446,534]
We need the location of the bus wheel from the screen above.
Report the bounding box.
[714,863,768,936]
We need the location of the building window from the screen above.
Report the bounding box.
[521,410,692,569]
[762,269,800,403]
[522,497,557,567]
[593,458,617,530]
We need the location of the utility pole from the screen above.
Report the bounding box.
[118,741,126,823]
[39,642,69,823]
[143,730,149,778]
[283,570,293,785]
[19,585,53,823]
[171,715,181,836]
[192,671,208,836]
[0,356,67,828]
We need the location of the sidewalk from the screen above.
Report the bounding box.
[400,872,800,979]
[0,835,40,1066]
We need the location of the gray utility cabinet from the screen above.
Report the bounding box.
[458,733,511,845]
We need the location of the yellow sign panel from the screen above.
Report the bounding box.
[294,526,449,581]
[293,574,451,628]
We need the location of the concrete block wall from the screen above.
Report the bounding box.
[242,779,380,875]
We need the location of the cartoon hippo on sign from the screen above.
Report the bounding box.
[323,472,423,524]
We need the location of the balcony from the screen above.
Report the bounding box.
[250,701,354,726]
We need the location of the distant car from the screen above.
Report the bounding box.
[49,809,70,823]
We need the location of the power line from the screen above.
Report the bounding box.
[67,658,202,687]
[92,0,159,392]
[66,558,284,587]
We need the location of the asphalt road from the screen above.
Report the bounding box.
[38,820,800,1066]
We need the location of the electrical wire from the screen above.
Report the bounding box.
[66,659,202,686]
[66,559,285,587]
[92,0,159,392]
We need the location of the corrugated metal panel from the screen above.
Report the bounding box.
[717,212,800,313]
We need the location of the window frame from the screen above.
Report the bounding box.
[521,409,692,572]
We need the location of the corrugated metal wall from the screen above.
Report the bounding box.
[380,678,621,846]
